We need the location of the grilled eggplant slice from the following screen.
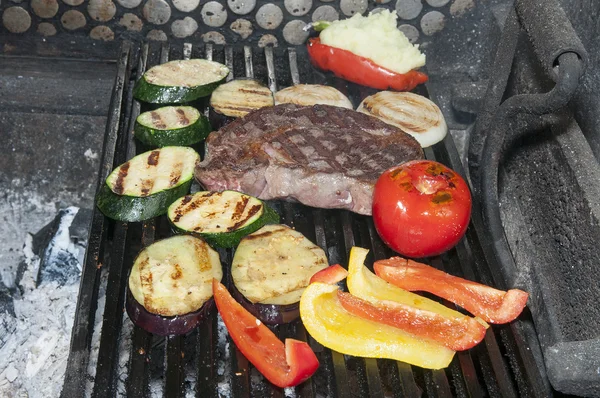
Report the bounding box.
[357,91,447,148]
[231,224,329,324]
[127,235,223,335]
[134,106,211,147]
[133,59,229,104]
[210,79,274,118]
[274,84,353,109]
[97,147,199,222]
[168,191,280,248]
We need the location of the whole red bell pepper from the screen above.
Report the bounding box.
[307,37,428,92]
[212,279,319,388]
[374,258,529,324]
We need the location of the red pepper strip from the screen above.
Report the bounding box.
[212,279,319,387]
[310,264,348,284]
[307,37,428,92]
[337,290,486,351]
[374,258,529,324]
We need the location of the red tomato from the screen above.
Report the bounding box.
[373,160,472,258]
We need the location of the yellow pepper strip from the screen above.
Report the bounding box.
[300,282,455,370]
[347,247,489,329]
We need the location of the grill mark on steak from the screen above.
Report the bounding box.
[196,104,423,215]
[113,162,130,195]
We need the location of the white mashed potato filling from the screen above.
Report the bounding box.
[319,10,426,75]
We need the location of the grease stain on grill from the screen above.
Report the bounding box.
[283,19,310,45]
[284,0,312,17]
[340,0,367,16]
[201,1,228,27]
[449,0,474,16]
[143,0,171,25]
[172,0,200,12]
[258,34,278,47]
[90,25,115,40]
[117,0,142,8]
[202,31,226,44]
[88,0,117,22]
[227,0,256,15]
[171,16,198,38]
[256,3,283,30]
[426,0,449,6]
[398,23,420,43]
[61,0,84,5]
[31,0,59,19]
[311,5,338,22]
[396,0,423,20]
[3,7,31,33]
[230,18,253,39]
[37,22,57,36]
[146,29,167,41]
[119,13,143,31]
[420,10,445,35]
[61,9,86,30]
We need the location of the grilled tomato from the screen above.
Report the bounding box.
[373,160,471,258]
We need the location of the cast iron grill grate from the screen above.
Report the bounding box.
[62,40,551,398]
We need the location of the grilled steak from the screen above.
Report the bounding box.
[195,103,424,215]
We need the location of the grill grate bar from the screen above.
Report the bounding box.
[288,48,300,86]
[125,42,153,398]
[225,47,234,82]
[244,46,253,78]
[265,46,277,93]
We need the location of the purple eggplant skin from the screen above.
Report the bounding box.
[126,288,214,336]
[229,278,300,325]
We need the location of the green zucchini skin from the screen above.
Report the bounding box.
[133,75,227,104]
[97,180,192,222]
[169,195,280,248]
[134,113,211,147]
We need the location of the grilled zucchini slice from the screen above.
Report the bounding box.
[133,59,229,104]
[134,106,211,147]
[210,79,274,118]
[168,191,280,248]
[231,224,328,305]
[274,84,353,109]
[129,235,223,317]
[97,147,199,222]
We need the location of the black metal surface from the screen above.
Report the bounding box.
[515,0,588,79]
[62,40,553,397]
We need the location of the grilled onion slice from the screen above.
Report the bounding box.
[210,79,274,118]
[274,84,353,109]
[357,91,447,148]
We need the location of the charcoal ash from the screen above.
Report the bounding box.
[0,206,88,398]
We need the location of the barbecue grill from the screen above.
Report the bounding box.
[2,0,600,396]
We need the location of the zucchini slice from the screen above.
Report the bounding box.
[133,59,229,104]
[97,146,200,222]
[274,84,353,109]
[357,91,448,148]
[210,79,274,118]
[128,235,223,317]
[168,191,280,248]
[134,106,211,147]
[231,224,328,305]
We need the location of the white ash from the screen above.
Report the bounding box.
[217,314,232,398]
[0,207,82,398]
